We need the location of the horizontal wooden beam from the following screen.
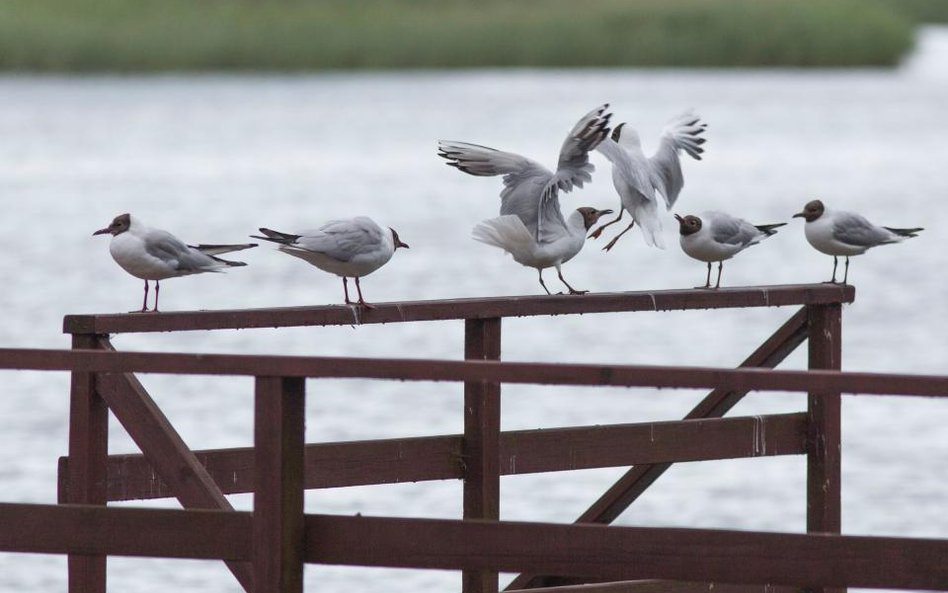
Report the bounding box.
[505,580,799,593]
[305,514,948,590]
[1,505,944,590]
[1,348,945,397]
[60,414,806,501]
[62,284,854,334]
[0,503,250,560]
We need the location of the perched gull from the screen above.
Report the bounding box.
[251,217,408,307]
[93,213,256,312]
[471,207,613,295]
[438,104,613,294]
[675,211,785,289]
[793,199,923,284]
[592,110,707,251]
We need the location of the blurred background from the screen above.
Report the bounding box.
[0,1,945,592]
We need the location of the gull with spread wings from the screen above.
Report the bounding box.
[438,104,613,295]
[592,110,707,251]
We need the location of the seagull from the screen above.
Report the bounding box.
[793,199,923,284]
[472,207,613,295]
[592,110,707,251]
[93,213,256,312]
[438,104,612,294]
[675,211,785,289]
[251,217,408,307]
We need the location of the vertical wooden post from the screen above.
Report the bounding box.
[463,318,501,593]
[806,303,843,593]
[254,376,306,593]
[64,334,108,593]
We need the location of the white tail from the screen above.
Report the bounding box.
[472,215,535,259]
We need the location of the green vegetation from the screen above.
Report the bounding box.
[0,0,931,72]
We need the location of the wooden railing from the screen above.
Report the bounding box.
[0,284,945,592]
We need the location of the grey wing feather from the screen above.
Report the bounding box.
[189,243,257,256]
[709,215,759,246]
[650,110,707,209]
[144,230,217,272]
[552,103,612,193]
[832,214,895,247]
[293,218,384,262]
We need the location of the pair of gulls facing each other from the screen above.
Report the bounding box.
[93,104,922,312]
[439,103,922,291]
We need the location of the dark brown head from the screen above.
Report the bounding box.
[577,207,614,230]
[793,199,824,222]
[390,228,409,250]
[674,213,702,236]
[93,213,131,237]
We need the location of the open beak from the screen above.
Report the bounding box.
[92,227,111,236]
[674,214,684,223]
[596,208,613,219]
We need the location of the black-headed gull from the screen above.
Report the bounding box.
[93,213,256,312]
[593,111,707,251]
[252,217,408,307]
[675,211,785,289]
[471,207,612,295]
[438,104,613,294]
[793,199,923,284]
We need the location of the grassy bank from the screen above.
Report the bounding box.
[0,0,928,71]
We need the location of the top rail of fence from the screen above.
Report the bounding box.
[63,284,854,335]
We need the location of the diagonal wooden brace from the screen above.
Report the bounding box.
[92,336,254,592]
[506,307,810,590]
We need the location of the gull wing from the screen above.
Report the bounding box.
[707,213,759,247]
[289,217,385,262]
[831,213,895,247]
[143,229,216,272]
[438,140,554,232]
[551,103,612,193]
[649,110,707,209]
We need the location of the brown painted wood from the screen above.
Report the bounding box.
[507,308,809,590]
[806,304,843,593]
[92,338,254,591]
[303,514,948,590]
[69,413,805,502]
[464,318,502,593]
[506,580,799,593]
[65,334,108,593]
[62,284,855,335]
[1,347,945,397]
[0,503,250,560]
[254,377,306,593]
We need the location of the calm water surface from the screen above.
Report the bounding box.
[0,28,946,593]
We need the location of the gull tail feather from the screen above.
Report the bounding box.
[754,222,787,236]
[190,243,257,256]
[472,215,535,259]
[883,226,923,238]
[250,228,301,245]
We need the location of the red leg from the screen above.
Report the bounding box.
[603,221,635,252]
[153,280,160,312]
[589,209,623,239]
[354,277,375,308]
[342,277,353,304]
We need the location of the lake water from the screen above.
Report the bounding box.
[0,27,946,593]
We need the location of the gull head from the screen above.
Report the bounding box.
[793,199,825,223]
[390,228,410,250]
[93,213,132,237]
[577,207,613,230]
[674,214,702,236]
[611,123,641,148]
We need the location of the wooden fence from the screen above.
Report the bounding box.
[0,284,945,593]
